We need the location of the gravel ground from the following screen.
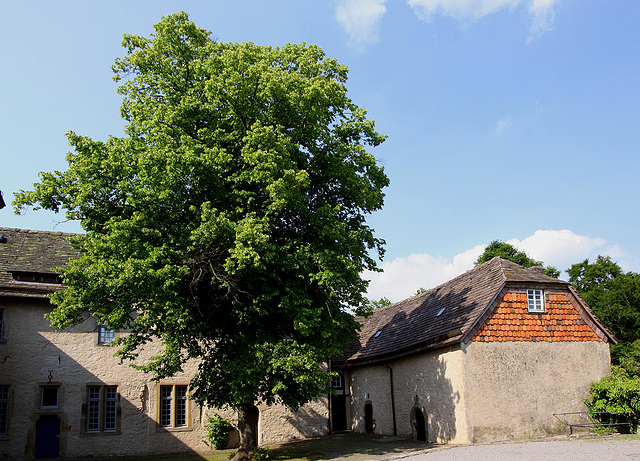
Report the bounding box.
[396,437,640,461]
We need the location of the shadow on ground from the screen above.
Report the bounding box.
[64,433,433,461]
[266,433,432,461]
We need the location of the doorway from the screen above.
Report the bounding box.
[35,415,60,458]
[331,394,347,431]
[364,402,374,434]
[415,408,427,442]
[248,404,259,447]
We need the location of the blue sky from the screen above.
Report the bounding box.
[2,1,639,301]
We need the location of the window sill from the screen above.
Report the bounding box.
[156,426,193,433]
[81,431,121,437]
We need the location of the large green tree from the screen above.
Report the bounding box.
[475,240,560,278]
[567,256,640,371]
[15,13,388,459]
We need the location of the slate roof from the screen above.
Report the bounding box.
[0,227,79,298]
[343,257,570,366]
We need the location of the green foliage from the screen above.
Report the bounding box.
[586,367,640,432]
[568,256,640,345]
[14,11,388,416]
[205,414,234,450]
[414,287,427,295]
[475,240,560,278]
[364,296,391,311]
[252,447,272,461]
[612,340,640,378]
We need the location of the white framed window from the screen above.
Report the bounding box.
[87,385,118,433]
[0,385,8,436]
[331,373,343,390]
[159,384,189,428]
[527,289,545,313]
[98,325,115,345]
[40,386,59,409]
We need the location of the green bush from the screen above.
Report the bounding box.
[585,366,640,433]
[252,447,272,460]
[204,414,234,450]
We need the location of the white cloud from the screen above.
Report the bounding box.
[335,0,388,48]
[527,0,558,43]
[365,230,628,302]
[506,230,608,272]
[364,244,485,302]
[407,0,561,41]
[495,116,512,133]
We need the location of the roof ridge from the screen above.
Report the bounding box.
[372,257,504,314]
[0,227,79,236]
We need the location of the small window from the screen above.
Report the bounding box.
[98,325,115,345]
[40,386,59,409]
[373,330,382,339]
[87,385,118,433]
[0,385,8,436]
[331,373,343,390]
[527,289,545,313]
[159,384,189,428]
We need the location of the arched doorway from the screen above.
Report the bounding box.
[35,415,60,458]
[364,402,374,434]
[414,408,427,442]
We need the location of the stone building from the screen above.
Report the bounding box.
[0,228,326,459]
[333,257,615,444]
[0,227,615,458]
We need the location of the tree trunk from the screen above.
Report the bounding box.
[231,403,258,461]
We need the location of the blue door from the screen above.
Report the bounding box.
[35,415,60,458]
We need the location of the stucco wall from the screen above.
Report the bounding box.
[0,299,328,459]
[349,346,470,444]
[462,340,611,442]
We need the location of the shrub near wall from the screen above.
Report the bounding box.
[204,414,234,450]
[586,367,640,433]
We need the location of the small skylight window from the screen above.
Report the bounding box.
[373,330,382,338]
[436,307,446,317]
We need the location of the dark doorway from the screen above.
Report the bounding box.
[331,395,347,431]
[415,408,427,442]
[35,415,60,458]
[248,404,259,447]
[364,402,374,434]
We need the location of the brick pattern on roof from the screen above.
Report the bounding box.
[345,257,570,365]
[472,292,601,342]
[0,227,79,297]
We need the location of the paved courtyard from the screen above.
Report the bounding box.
[396,437,640,461]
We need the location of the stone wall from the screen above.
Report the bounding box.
[348,346,470,444]
[0,298,329,459]
[462,340,611,442]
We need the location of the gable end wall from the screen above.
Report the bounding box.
[463,288,611,443]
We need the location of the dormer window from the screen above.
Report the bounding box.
[527,289,545,313]
[10,271,62,284]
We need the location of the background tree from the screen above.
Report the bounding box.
[365,297,392,310]
[475,240,560,278]
[14,13,388,459]
[567,256,640,371]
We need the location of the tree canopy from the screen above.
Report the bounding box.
[475,240,560,278]
[568,256,640,361]
[14,12,388,457]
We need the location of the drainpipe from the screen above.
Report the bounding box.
[386,365,397,436]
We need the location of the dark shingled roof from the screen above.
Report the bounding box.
[0,227,79,298]
[344,257,568,366]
